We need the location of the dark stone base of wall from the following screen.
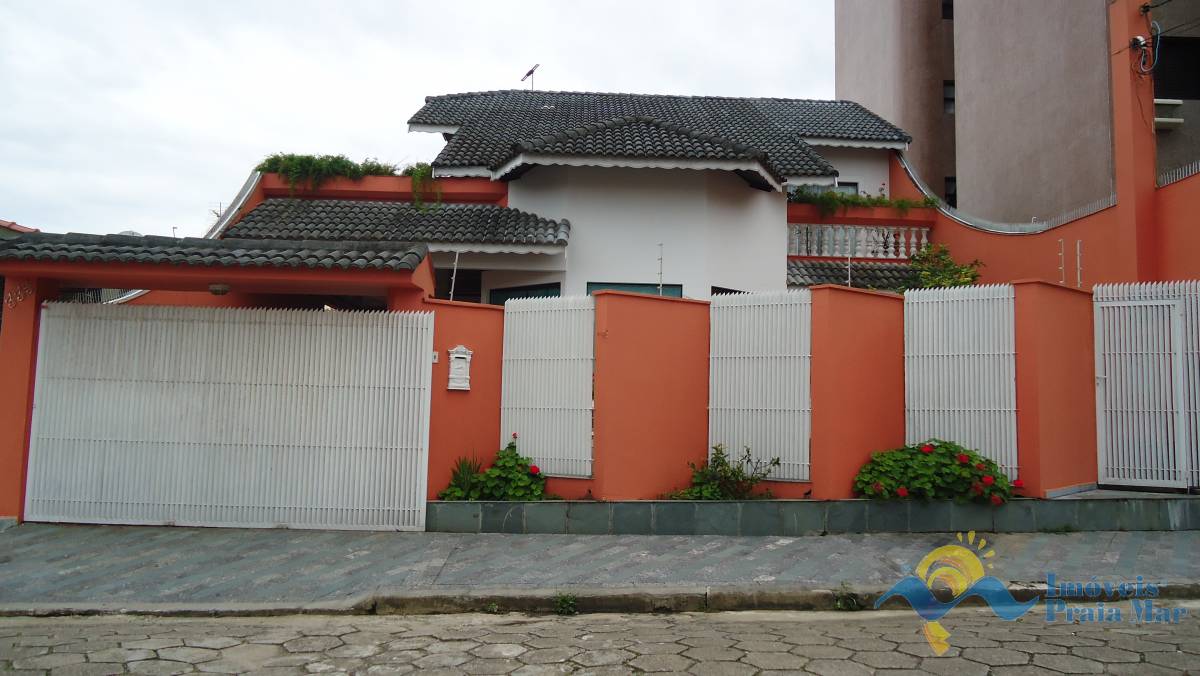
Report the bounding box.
[426,498,1200,535]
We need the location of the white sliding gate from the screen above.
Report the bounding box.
[709,291,812,481]
[25,303,434,531]
[1094,282,1200,488]
[500,295,595,477]
[905,285,1019,478]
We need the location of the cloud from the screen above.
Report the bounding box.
[0,0,833,236]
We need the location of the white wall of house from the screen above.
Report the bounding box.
[507,166,787,299]
[810,146,892,197]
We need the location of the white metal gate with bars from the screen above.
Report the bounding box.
[904,285,1019,478]
[500,295,595,477]
[709,291,812,481]
[24,303,434,530]
[1094,282,1200,488]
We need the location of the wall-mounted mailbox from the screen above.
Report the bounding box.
[447,345,473,390]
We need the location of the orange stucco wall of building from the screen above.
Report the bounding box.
[889,0,1200,287]
[807,286,906,500]
[1013,281,1098,498]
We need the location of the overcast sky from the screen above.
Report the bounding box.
[0,1,834,237]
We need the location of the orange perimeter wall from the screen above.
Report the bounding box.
[807,286,906,500]
[1156,174,1200,281]
[585,291,710,500]
[1013,281,1098,498]
[0,279,56,519]
[413,299,504,500]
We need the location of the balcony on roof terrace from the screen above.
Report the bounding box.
[785,202,935,261]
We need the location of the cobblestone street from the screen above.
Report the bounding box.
[2,602,1198,675]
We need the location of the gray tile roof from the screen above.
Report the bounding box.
[787,259,916,291]
[0,233,428,272]
[496,116,783,187]
[225,199,570,246]
[410,90,910,178]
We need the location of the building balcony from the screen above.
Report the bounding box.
[786,203,934,260]
[789,223,931,259]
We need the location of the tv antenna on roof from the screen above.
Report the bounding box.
[521,64,539,89]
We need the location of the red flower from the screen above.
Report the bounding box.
[512,432,519,439]
[971,483,983,494]
[982,475,995,486]
[975,462,986,471]
[873,482,884,493]
[958,453,970,464]
[1012,479,1025,489]
[529,465,540,475]
[896,486,909,498]
[920,444,935,453]
[990,494,1004,506]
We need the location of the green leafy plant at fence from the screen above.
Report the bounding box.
[909,243,983,289]
[853,439,1021,505]
[255,153,399,191]
[666,445,781,500]
[788,188,939,216]
[554,593,578,616]
[438,456,485,501]
[438,434,547,501]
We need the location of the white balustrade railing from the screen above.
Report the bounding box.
[789,224,930,259]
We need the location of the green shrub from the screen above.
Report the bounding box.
[666,445,780,500]
[400,162,440,210]
[255,153,398,191]
[788,188,940,216]
[853,439,1019,505]
[438,456,484,501]
[554,593,577,616]
[437,435,547,501]
[909,243,983,288]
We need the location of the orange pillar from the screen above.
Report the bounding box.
[415,299,504,500]
[1013,280,1098,498]
[1110,0,1160,282]
[0,277,56,520]
[591,292,709,499]
[808,285,906,500]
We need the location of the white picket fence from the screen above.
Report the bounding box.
[1094,282,1200,488]
[25,303,434,530]
[709,291,812,481]
[500,295,595,477]
[904,285,1019,478]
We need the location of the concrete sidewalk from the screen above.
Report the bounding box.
[1,524,1199,615]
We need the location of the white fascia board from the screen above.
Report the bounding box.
[105,289,151,305]
[433,165,491,178]
[407,123,460,134]
[784,175,837,186]
[803,137,909,150]
[204,171,263,239]
[427,242,567,255]
[493,153,783,192]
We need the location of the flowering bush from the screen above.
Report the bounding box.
[853,439,1017,504]
[438,434,547,501]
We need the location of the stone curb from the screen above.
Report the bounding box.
[427,498,1200,535]
[4,582,1200,618]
